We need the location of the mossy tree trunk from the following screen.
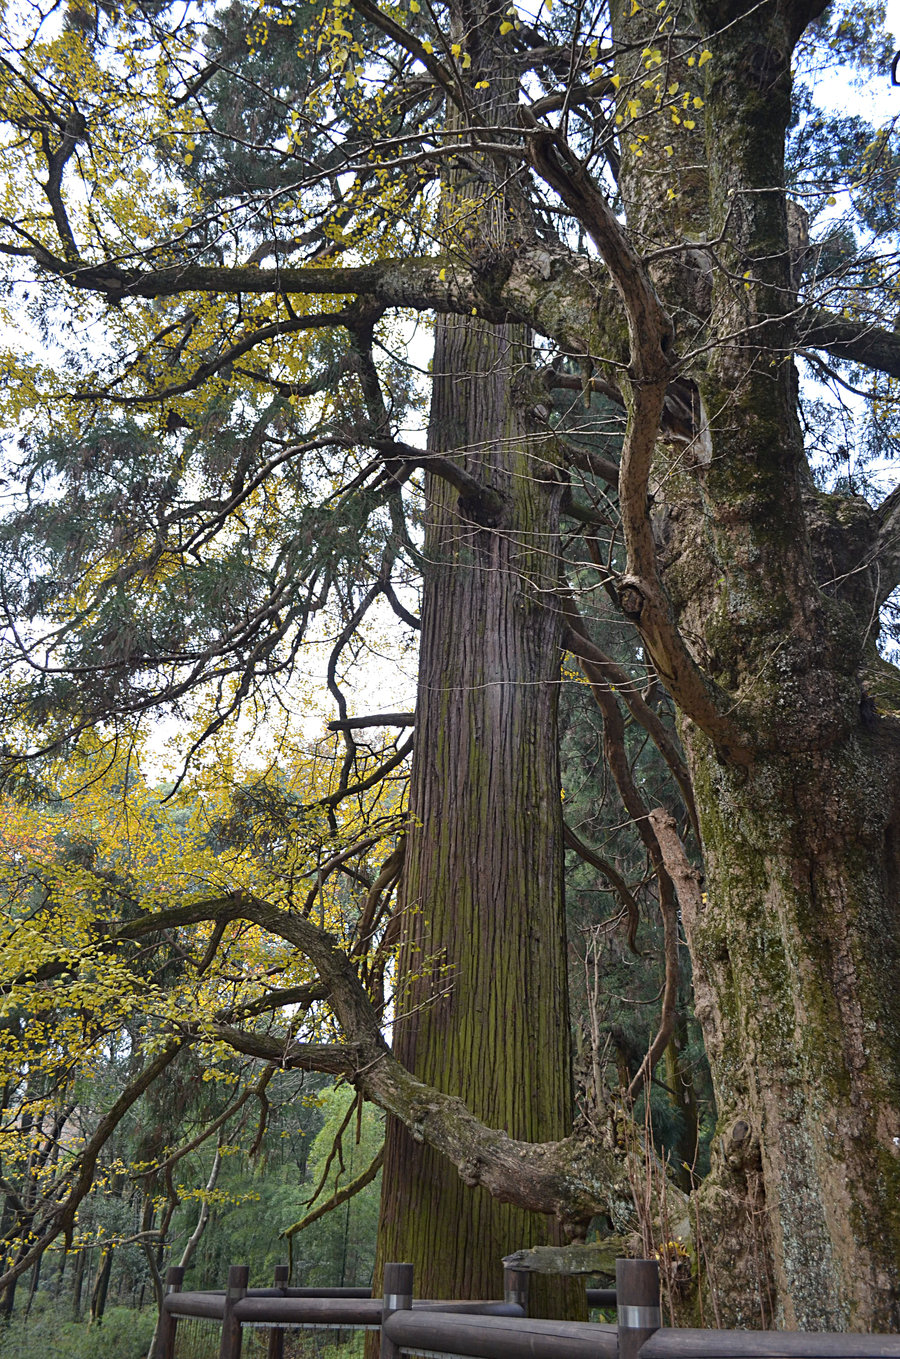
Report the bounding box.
[605,0,900,1329]
[682,736,900,1330]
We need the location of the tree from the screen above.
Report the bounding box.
[0,0,898,1333]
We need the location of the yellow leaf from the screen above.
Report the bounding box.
[461,52,471,67]
[451,41,461,55]
[683,119,695,129]
[422,38,433,50]
[499,20,513,32]
[610,72,621,89]
[698,49,712,65]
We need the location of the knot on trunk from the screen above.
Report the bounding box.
[617,580,645,621]
[469,244,516,306]
[724,1115,761,1173]
[458,486,506,527]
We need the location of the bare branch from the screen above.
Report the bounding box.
[281,1146,384,1239]
[563,821,640,952]
[561,609,700,840]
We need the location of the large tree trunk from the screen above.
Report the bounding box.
[373,305,579,1310]
[604,0,900,1329]
[683,735,900,1330]
[372,0,580,1311]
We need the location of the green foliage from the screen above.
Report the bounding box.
[0,1303,156,1359]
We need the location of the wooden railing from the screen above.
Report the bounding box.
[155,1259,900,1359]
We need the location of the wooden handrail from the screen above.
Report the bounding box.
[159,1260,900,1359]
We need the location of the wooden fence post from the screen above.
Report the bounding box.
[154,1265,185,1359]
[381,1262,413,1359]
[218,1265,249,1359]
[616,1259,660,1359]
[503,1268,530,1315]
[266,1266,289,1359]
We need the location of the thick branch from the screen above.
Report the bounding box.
[802,309,900,380]
[647,808,705,927]
[108,894,631,1230]
[528,132,749,758]
[207,1028,359,1075]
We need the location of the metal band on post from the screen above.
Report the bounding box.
[616,1259,660,1359]
[503,1268,530,1316]
[381,1263,413,1359]
[266,1266,289,1359]
[218,1265,249,1359]
[155,1265,185,1359]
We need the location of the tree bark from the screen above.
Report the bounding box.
[371,0,581,1313]
[604,0,900,1328]
[679,731,900,1331]
[374,303,579,1310]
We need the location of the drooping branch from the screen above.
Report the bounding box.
[282,1146,385,1239]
